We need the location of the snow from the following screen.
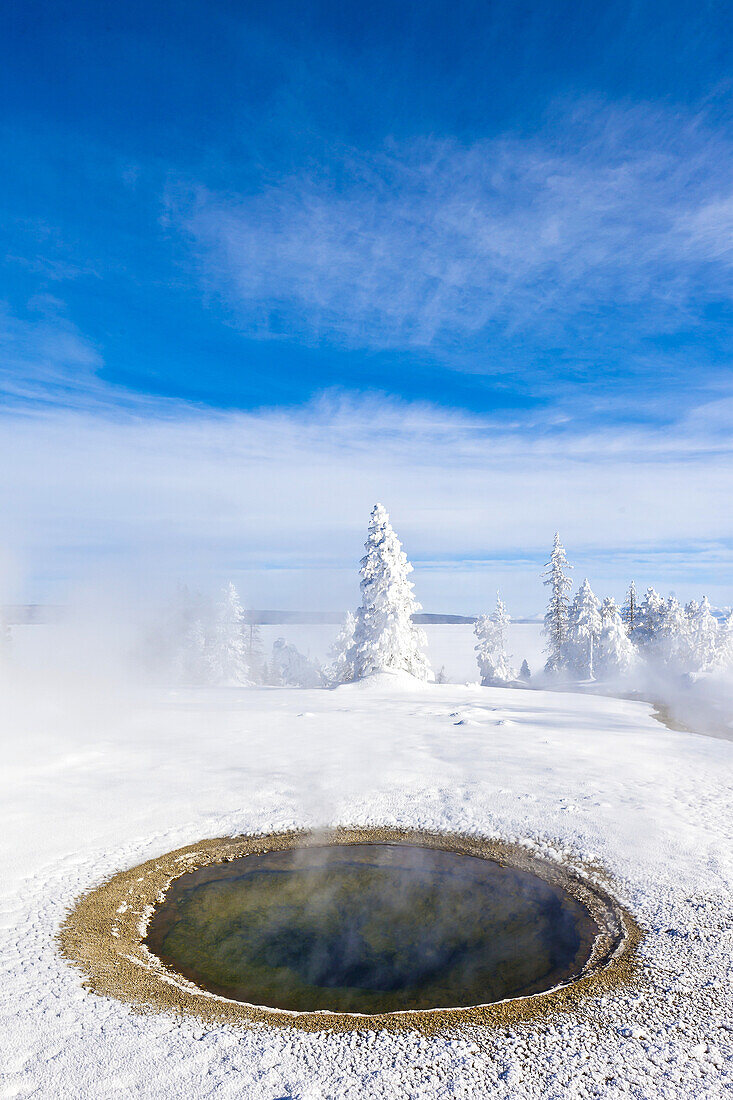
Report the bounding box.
[1,628,732,1098]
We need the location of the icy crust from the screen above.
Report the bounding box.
[58,828,638,1028]
[1,681,732,1097]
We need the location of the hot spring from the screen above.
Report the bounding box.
[144,842,600,1014]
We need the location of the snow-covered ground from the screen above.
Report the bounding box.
[1,631,732,1098]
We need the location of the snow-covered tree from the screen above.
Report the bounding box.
[347,504,431,680]
[655,596,689,669]
[270,638,323,687]
[633,587,666,653]
[435,665,448,684]
[686,596,719,672]
[326,611,356,684]
[596,597,637,677]
[243,617,265,685]
[542,533,573,673]
[519,659,531,682]
[207,583,250,685]
[175,615,212,684]
[714,611,733,670]
[622,581,638,635]
[474,593,515,685]
[566,578,602,679]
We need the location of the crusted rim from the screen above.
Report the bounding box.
[58,827,642,1033]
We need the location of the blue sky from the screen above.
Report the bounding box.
[2,1,733,610]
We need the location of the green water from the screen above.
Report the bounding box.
[145,844,596,1013]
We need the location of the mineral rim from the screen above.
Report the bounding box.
[58,827,641,1033]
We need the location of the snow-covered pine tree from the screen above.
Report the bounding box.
[519,659,531,682]
[177,616,211,684]
[156,584,212,685]
[243,615,264,685]
[207,582,250,686]
[714,611,733,670]
[633,587,665,654]
[656,596,689,669]
[566,578,602,679]
[347,504,431,681]
[687,596,719,672]
[622,581,638,635]
[474,593,515,685]
[326,611,356,684]
[435,665,448,684]
[596,597,636,677]
[542,533,573,673]
[270,638,323,687]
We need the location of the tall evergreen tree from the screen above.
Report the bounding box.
[347,504,431,680]
[622,580,638,635]
[566,578,602,679]
[542,533,573,673]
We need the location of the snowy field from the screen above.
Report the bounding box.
[1,628,732,1099]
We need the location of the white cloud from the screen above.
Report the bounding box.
[176,102,733,358]
[1,393,732,613]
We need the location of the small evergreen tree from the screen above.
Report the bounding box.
[622,581,638,635]
[327,611,357,684]
[596,597,636,677]
[270,637,323,687]
[347,504,431,680]
[207,582,250,685]
[566,578,602,679]
[474,593,515,685]
[519,659,531,682]
[687,596,719,672]
[542,533,573,673]
[435,665,448,684]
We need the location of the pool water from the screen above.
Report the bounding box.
[145,843,597,1014]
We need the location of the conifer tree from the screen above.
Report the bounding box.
[657,596,689,668]
[542,533,573,673]
[566,578,602,679]
[207,582,250,685]
[474,593,515,685]
[519,659,531,682]
[347,504,431,680]
[622,581,638,635]
[270,637,323,687]
[634,587,665,652]
[597,597,637,677]
[687,596,719,672]
[243,616,264,685]
[714,611,733,670]
[327,611,357,684]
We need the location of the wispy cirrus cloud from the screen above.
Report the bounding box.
[0,298,103,404]
[175,101,733,371]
